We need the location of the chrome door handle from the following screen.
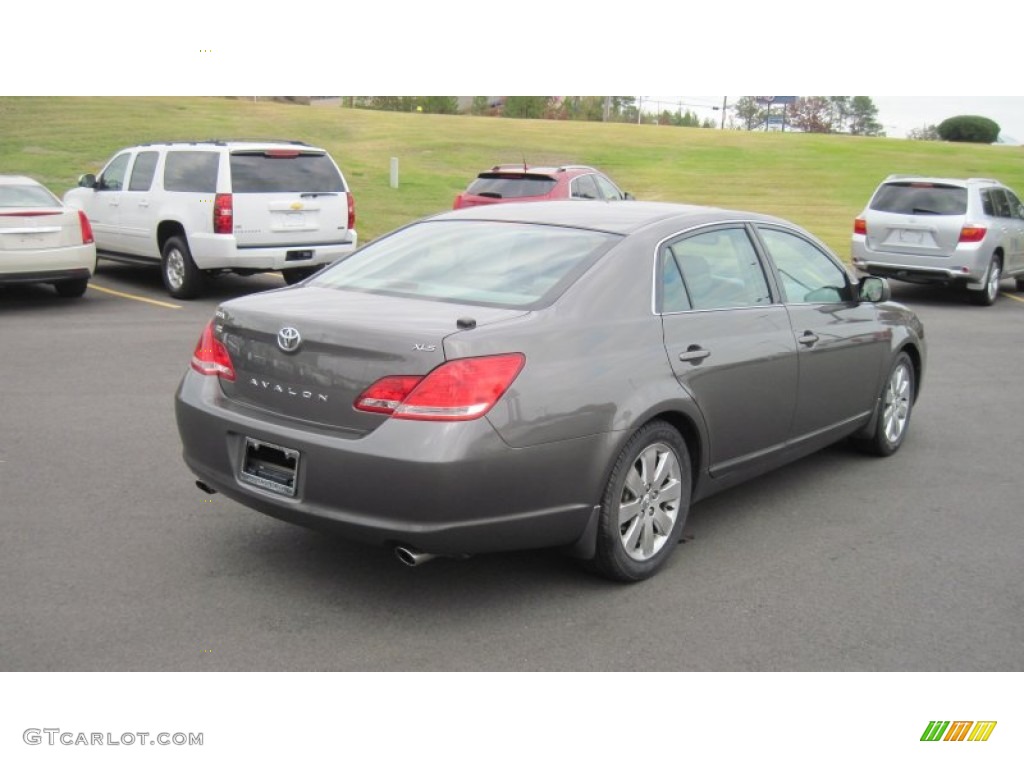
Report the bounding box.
[798,332,819,347]
[678,346,711,363]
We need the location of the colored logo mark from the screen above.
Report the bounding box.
[921,721,997,742]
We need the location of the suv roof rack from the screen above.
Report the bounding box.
[139,138,312,147]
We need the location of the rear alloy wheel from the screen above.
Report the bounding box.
[855,352,915,457]
[54,278,88,298]
[592,421,691,582]
[161,235,203,299]
[969,256,1001,306]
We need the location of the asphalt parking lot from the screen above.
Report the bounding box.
[2,262,1022,671]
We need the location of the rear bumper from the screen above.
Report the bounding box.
[189,233,358,271]
[0,243,96,281]
[851,237,988,286]
[174,371,608,555]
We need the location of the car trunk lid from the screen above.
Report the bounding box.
[0,208,80,251]
[215,286,527,434]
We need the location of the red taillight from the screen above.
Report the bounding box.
[213,193,233,235]
[346,191,356,231]
[190,320,236,381]
[354,353,525,421]
[959,225,987,243]
[453,194,464,210]
[853,217,867,236]
[77,209,94,244]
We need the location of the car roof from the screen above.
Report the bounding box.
[430,200,789,235]
[881,175,1004,187]
[131,139,323,151]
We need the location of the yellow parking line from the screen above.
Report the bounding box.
[1001,291,1024,304]
[88,283,181,310]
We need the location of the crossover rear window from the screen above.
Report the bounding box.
[466,174,558,199]
[229,151,344,193]
[870,183,967,215]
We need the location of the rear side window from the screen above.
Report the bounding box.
[466,174,557,199]
[229,151,343,193]
[869,182,967,215]
[164,151,218,193]
[128,151,159,192]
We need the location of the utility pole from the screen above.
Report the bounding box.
[720,96,727,129]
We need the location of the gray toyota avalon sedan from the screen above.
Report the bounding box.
[175,201,925,582]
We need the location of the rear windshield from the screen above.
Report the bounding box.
[0,183,60,207]
[230,151,344,193]
[309,220,620,309]
[870,182,968,215]
[466,174,557,199]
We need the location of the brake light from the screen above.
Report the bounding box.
[265,149,300,158]
[190,320,236,381]
[453,194,464,210]
[77,210,94,244]
[213,193,233,235]
[346,191,356,231]
[853,217,867,236]
[959,225,987,243]
[354,353,525,421]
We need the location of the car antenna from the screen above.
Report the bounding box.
[522,155,528,173]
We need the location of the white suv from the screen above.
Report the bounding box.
[64,140,357,298]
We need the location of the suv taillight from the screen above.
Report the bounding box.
[853,217,867,236]
[77,210,94,244]
[190,320,236,381]
[355,354,525,421]
[346,192,356,231]
[213,193,233,235]
[959,225,987,243]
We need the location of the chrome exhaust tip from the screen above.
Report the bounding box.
[394,545,438,567]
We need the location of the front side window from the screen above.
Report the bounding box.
[594,174,624,201]
[662,227,771,311]
[309,220,619,309]
[1004,189,1024,219]
[758,227,850,304]
[98,152,131,191]
[128,151,159,192]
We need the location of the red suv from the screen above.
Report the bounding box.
[453,164,631,209]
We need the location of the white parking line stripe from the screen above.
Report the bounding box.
[88,283,182,310]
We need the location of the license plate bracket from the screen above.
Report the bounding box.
[240,437,299,497]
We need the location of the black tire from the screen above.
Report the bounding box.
[853,351,915,457]
[282,267,319,286]
[53,278,88,298]
[161,235,204,299]
[969,255,1001,306]
[590,420,692,582]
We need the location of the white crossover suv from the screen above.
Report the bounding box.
[64,140,357,298]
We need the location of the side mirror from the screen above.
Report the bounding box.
[77,173,97,189]
[859,276,891,303]
[623,192,635,201]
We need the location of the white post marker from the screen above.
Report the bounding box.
[390,157,399,188]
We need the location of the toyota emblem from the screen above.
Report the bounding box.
[277,326,302,353]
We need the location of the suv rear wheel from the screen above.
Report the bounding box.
[970,255,1002,306]
[161,235,204,299]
